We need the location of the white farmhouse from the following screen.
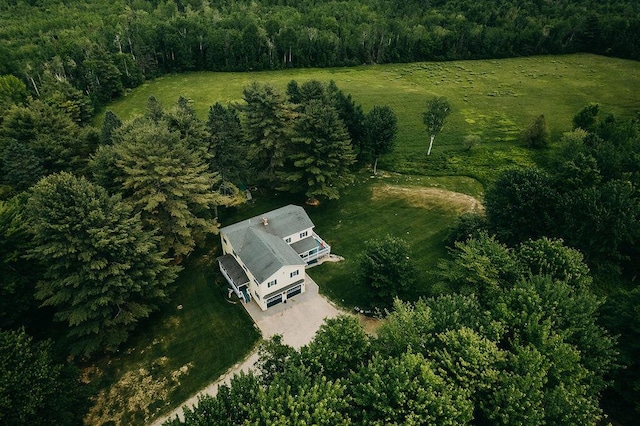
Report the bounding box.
[217,205,331,310]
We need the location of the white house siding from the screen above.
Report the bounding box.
[253,265,305,311]
[282,226,314,245]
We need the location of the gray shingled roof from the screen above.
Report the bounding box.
[291,236,319,254]
[217,254,249,287]
[220,205,310,283]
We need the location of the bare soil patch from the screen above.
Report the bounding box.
[358,315,382,337]
[372,184,484,214]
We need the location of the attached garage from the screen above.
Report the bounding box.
[287,284,302,298]
[266,294,283,308]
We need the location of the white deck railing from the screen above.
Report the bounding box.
[300,233,331,264]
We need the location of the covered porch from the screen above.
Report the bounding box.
[217,254,251,303]
[291,232,331,265]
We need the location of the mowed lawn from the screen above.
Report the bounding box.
[105,53,640,183]
[218,173,484,310]
[93,54,640,423]
[308,173,484,308]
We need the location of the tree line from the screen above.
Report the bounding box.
[167,232,616,424]
[444,106,640,422]
[2,0,640,110]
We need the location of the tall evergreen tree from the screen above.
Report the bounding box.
[277,100,355,203]
[0,100,92,176]
[0,195,37,329]
[114,121,237,259]
[164,96,210,156]
[25,172,178,356]
[100,110,122,145]
[206,102,249,184]
[239,82,295,184]
[1,140,45,191]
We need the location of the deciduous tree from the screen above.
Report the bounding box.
[484,167,560,245]
[423,96,451,155]
[350,352,474,425]
[363,105,398,174]
[357,235,417,308]
[522,114,550,148]
[300,316,370,380]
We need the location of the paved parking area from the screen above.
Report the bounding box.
[151,273,344,425]
[243,274,343,348]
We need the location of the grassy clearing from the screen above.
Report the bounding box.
[93,54,639,421]
[308,172,484,308]
[84,256,260,425]
[105,54,640,184]
[219,172,484,310]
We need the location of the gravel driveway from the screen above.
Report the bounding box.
[151,274,343,425]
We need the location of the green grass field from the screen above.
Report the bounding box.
[218,172,484,310]
[105,53,640,183]
[93,54,640,423]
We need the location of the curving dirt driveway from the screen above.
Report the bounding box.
[151,274,343,425]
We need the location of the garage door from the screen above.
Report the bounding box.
[266,294,282,308]
[287,285,302,298]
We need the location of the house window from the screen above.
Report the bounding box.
[222,236,228,245]
[300,231,308,238]
[290,270,299,278]
[242,264,247,271]
[267,279,277,288]
[285,237,291,243]
[254,291,260,300]
[254,279,259,286]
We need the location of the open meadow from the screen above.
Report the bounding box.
[94,54,640,424]
[106,53,640,183]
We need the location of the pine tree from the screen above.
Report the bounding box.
[206,102,249,184]
[277,100,355,203]
[0,328,88,425]
[1,140,45,191]
[114,121,236,258]
[25,172,178,356]
[239,82,295,184]
[100,110,122,145]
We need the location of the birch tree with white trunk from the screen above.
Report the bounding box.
[423,97,451,155]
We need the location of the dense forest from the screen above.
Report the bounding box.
[1,0,640,111]
[1,0,640,425]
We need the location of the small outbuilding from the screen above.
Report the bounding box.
[217,205,331,311]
